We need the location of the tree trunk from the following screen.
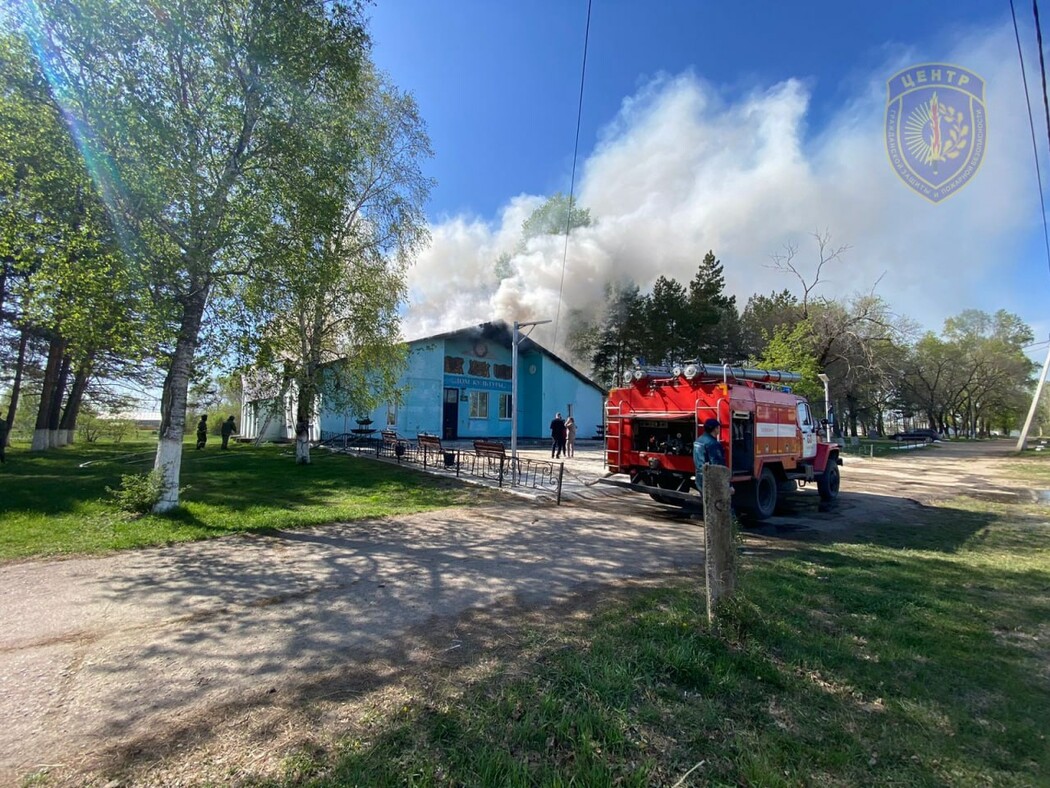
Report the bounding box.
[3,329,28,447]
[58,359,92,445]
[47,353,71,447]
[294,387,313,465]
[153,285,209,513]
[31,337,67,451]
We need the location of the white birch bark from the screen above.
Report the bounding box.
[153,288,207,513]
[295,433,311,464]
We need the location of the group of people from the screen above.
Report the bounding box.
[196,414,238,450]
[548,412,577,459]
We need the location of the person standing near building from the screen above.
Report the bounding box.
[220,415,237,450]
[693,417,726,492]
[550,412,566,458]
[564,416,577,458]
[196,415,209,450]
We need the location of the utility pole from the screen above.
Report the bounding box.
[1016,338,1050,451]
[511,319,550,461]
[817,373,831,442]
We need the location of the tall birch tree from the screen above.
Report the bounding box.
[238,70,431,464]
[20,0,370,509]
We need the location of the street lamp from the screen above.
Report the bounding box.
[511,319,551,461]
[817,373,831,442]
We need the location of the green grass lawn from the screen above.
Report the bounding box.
[0,439,483,561]
[838,438,943,459]
[1011,448,1050,485]
[271,502,1050,787]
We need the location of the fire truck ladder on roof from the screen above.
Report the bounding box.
[605,399,625,469]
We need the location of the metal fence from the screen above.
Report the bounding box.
[836,436,938,458]
[318,432,566,503]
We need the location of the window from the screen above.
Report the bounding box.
[469,391,489,419]
[796,402,814,430]
[386,402,398,427]
[499,393,512,420]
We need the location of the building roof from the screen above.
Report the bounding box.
[406,320,606,394]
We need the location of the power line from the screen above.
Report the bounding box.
[1033,0,1050,159]
[553,0,592,350]
[1010,0,1050,276]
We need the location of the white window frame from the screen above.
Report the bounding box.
[498,393,512,420]
[796,402,814,432]
[469,391,489,419]
[386,402,398,427]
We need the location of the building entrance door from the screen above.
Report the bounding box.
[443,388,459,440]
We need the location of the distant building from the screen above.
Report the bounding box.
[240,321,606,442]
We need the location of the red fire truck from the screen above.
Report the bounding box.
[601,362,842,519]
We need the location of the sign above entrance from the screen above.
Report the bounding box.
[444,374,512,392]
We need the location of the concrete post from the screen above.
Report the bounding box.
[702,463,735,623]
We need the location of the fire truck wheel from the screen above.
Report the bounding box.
[818,461,841,501]
[746,467,778,520]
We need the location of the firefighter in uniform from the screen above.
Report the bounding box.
[693,417,726,492]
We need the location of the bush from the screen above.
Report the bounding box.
[105,418,136,443]
[105,469,166,514]
[78,413,104,443]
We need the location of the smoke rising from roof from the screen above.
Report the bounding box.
[403,25,1039,355]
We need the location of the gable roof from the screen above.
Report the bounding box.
[405,320,606,394]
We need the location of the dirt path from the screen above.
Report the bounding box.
[0,439,1031,784]
[1,501,704,783]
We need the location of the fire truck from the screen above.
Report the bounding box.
[601,362,842,519]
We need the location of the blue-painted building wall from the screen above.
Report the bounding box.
[316,323,605,442]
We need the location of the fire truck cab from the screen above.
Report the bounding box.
[603,362,842,519]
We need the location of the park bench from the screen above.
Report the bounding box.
[471,439,508,483]
[418,433,457,468]
[380,429,412,460]
[381,429,412,448]
[472,439,507,460]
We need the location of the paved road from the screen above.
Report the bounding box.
[0,438,1027,782]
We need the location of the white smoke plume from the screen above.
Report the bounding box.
[403,24,1043,354]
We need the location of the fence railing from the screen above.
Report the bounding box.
[837,437,938,458]
[318,432,565,503]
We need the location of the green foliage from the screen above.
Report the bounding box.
[15,0,395,500]
[518,192,592,247]
[104,418,136,443]
[739,289,802,359]
[574,250,743,385]
[77,412,104,443]
[105,469,165,514]
[494,193,592,282]
[754,319,822,401]
[235,66,430,441]
[588,280,649,387]
[899,309,1036,436]
[0,441,483,560]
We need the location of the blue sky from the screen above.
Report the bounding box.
[367,2,1049,359]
